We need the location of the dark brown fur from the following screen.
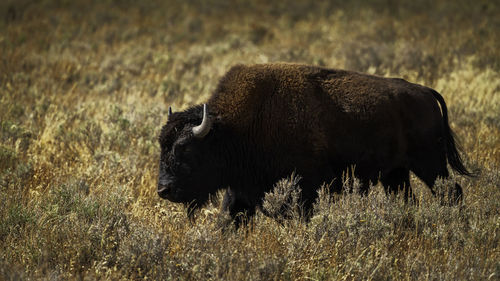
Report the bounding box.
[158,63,472,225]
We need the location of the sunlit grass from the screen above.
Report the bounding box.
[1,0,499,280]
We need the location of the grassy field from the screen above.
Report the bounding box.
[1,0,499,279]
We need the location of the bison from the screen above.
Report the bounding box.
[158,63,472,225]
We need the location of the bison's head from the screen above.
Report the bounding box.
[157,104,220,207]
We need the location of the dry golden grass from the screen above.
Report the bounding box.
[1,0,499,280]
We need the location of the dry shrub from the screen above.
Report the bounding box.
[262,172,303,221]
[1,0,499,280]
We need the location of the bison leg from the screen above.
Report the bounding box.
[410,152,464,205]
[381,168,413,201]
[409,144,452,193]
[451,183,463,205]
[412,163,448,194]
[412,167,464,205]
[221,188,255,228]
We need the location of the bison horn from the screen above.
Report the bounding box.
[192,104,212,138]
[168,106,173,117]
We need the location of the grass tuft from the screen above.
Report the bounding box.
[1,0,499,280]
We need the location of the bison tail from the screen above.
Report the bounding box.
[431,90,475,177]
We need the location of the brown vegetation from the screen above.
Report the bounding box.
[0,0,499,280]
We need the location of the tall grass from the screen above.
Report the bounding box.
[1,0,499,279]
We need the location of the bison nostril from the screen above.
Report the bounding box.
[158,184,170,194]
[157,175,176,199]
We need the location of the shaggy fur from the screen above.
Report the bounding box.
[158,63,472,225]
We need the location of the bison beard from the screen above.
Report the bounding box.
[157,63,473,227]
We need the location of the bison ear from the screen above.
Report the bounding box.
[168,106,173,118]
[192,104,212,138]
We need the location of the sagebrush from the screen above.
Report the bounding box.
[1,0,499,280]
